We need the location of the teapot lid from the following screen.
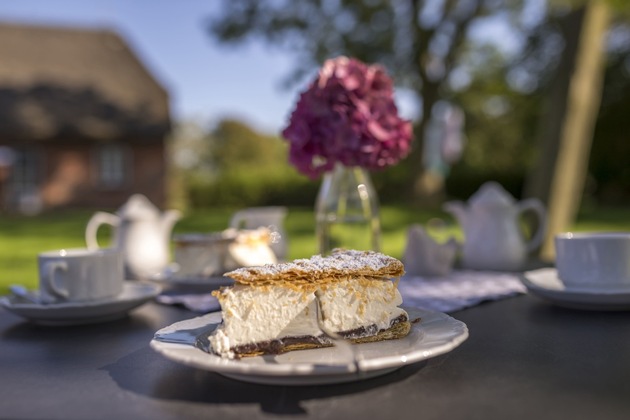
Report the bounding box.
[469,182,515,207]
[117,194,160,220]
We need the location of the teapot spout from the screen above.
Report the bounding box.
[161,209,182,237]
[443,200,467,227]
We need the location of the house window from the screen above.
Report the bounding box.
[8,148,42,214]
[11,148,38,193]
[97,145,129,188]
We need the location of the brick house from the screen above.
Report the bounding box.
[0,22,171,213]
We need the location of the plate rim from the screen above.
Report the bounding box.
[521,268,630,296]
[1,281,161,309]
[0,282,161,324]
[159,275,233,286]
[521,268,630,310]
[149,306,469,379]
[149,271,234,287]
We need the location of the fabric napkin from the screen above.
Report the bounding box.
[398,270,527,313]
[157,270,527,314]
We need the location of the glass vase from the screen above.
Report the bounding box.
[315,163,381,255]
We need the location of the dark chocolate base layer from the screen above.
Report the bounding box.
[227,313,411,358]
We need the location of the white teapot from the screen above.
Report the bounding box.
[85,194,181,279]
[443,182,546,271]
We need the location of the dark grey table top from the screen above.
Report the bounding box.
[2,293,630,420]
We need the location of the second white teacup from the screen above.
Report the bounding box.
[555,232,630,290]
[173,232,235,277]
[38,248,124,304]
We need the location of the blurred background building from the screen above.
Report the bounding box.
[0,22,170,213]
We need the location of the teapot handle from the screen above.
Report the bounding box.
[85,211,120,250]
[517,198,547,252]
[230,210,252,229]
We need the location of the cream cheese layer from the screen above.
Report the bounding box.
[209,278,406,358]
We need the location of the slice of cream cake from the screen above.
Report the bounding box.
[209,249,411,359]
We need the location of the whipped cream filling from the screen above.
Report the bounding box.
[209,278,406,358]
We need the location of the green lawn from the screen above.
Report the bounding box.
[1,205,628,295]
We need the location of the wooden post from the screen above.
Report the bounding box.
[540,0,610,260]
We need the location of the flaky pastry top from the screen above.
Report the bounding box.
[224,249,405,286]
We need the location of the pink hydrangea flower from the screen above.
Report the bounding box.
[282,56,413,179]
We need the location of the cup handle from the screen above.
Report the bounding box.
[517,198,547,253]
[85,212,120,250]
[42,261,69,299]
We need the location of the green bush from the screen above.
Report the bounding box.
[445,166,526,200]
[187,165,320,208]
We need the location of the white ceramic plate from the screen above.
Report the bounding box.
[150,307,469,385]
[0,282,161,325]
[521,268,630,311]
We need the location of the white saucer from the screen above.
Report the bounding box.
[150,307,469,385]
[521,268,630,311]
[156,274,233,288]
[149,265,233,288]
[0,282,161,325]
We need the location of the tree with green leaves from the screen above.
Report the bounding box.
[207,0,529,201]
[206,0,630,262]
[210,119,287,172]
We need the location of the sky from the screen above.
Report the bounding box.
[0,1,523,135]
[0,0,303,134]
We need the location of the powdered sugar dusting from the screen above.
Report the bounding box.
[225,249,404,284]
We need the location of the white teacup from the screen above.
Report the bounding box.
[230,206,288,260]
[555,232,630,289]
[173,232,235,277]
[173,228,278,278]
[38,248,124,303]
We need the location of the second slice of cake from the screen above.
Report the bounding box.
[209,249,411,359]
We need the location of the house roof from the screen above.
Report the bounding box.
[0,22,171,143]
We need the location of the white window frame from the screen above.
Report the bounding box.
[94,144,131,189]
[10,148,38,192]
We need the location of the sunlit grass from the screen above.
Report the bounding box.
[0,205,628,295]
[0,206,444,294]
